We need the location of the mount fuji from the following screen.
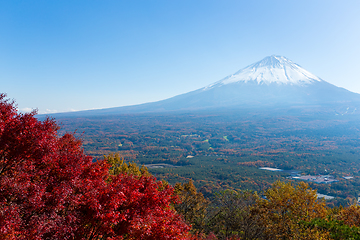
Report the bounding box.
[205,55,322,87]
[50,55,360,116]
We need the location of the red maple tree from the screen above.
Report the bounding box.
[0,94,191,240]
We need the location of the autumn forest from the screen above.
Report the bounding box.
[3,94,360,239]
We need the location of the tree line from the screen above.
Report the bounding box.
[2,93,360,239]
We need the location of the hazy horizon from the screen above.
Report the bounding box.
[2,1,360,114]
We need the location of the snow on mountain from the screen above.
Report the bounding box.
[44,55,360,117]
[204,55,322,90]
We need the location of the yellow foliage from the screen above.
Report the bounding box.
[104,153,149,177]
[253,181,328,239]
[338,204,360,227]
[174,179,209,231]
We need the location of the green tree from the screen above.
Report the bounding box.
[301,218,360,240]
[206,190,264,240]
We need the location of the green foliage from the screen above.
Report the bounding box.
[301,218,360,240]
[57,111,360,201]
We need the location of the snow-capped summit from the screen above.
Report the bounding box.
[205,55,322,89]
[48,56,360,117]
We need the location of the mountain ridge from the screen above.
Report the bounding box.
[41,55,360,117]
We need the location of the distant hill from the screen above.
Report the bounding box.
[42,55,360,118]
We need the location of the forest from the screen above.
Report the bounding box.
[3,94,360,239]
[53,106,360,205]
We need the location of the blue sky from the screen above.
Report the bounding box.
[1,0,360,114]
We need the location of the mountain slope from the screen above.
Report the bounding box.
[47,55,360,116]
[205,55,322,87]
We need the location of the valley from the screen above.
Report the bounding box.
[6,1,360,237]
[55,107,360,206]
[42,55,360,207]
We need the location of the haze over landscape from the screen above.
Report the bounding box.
[1,0,360,114]
[4,1,360,239]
